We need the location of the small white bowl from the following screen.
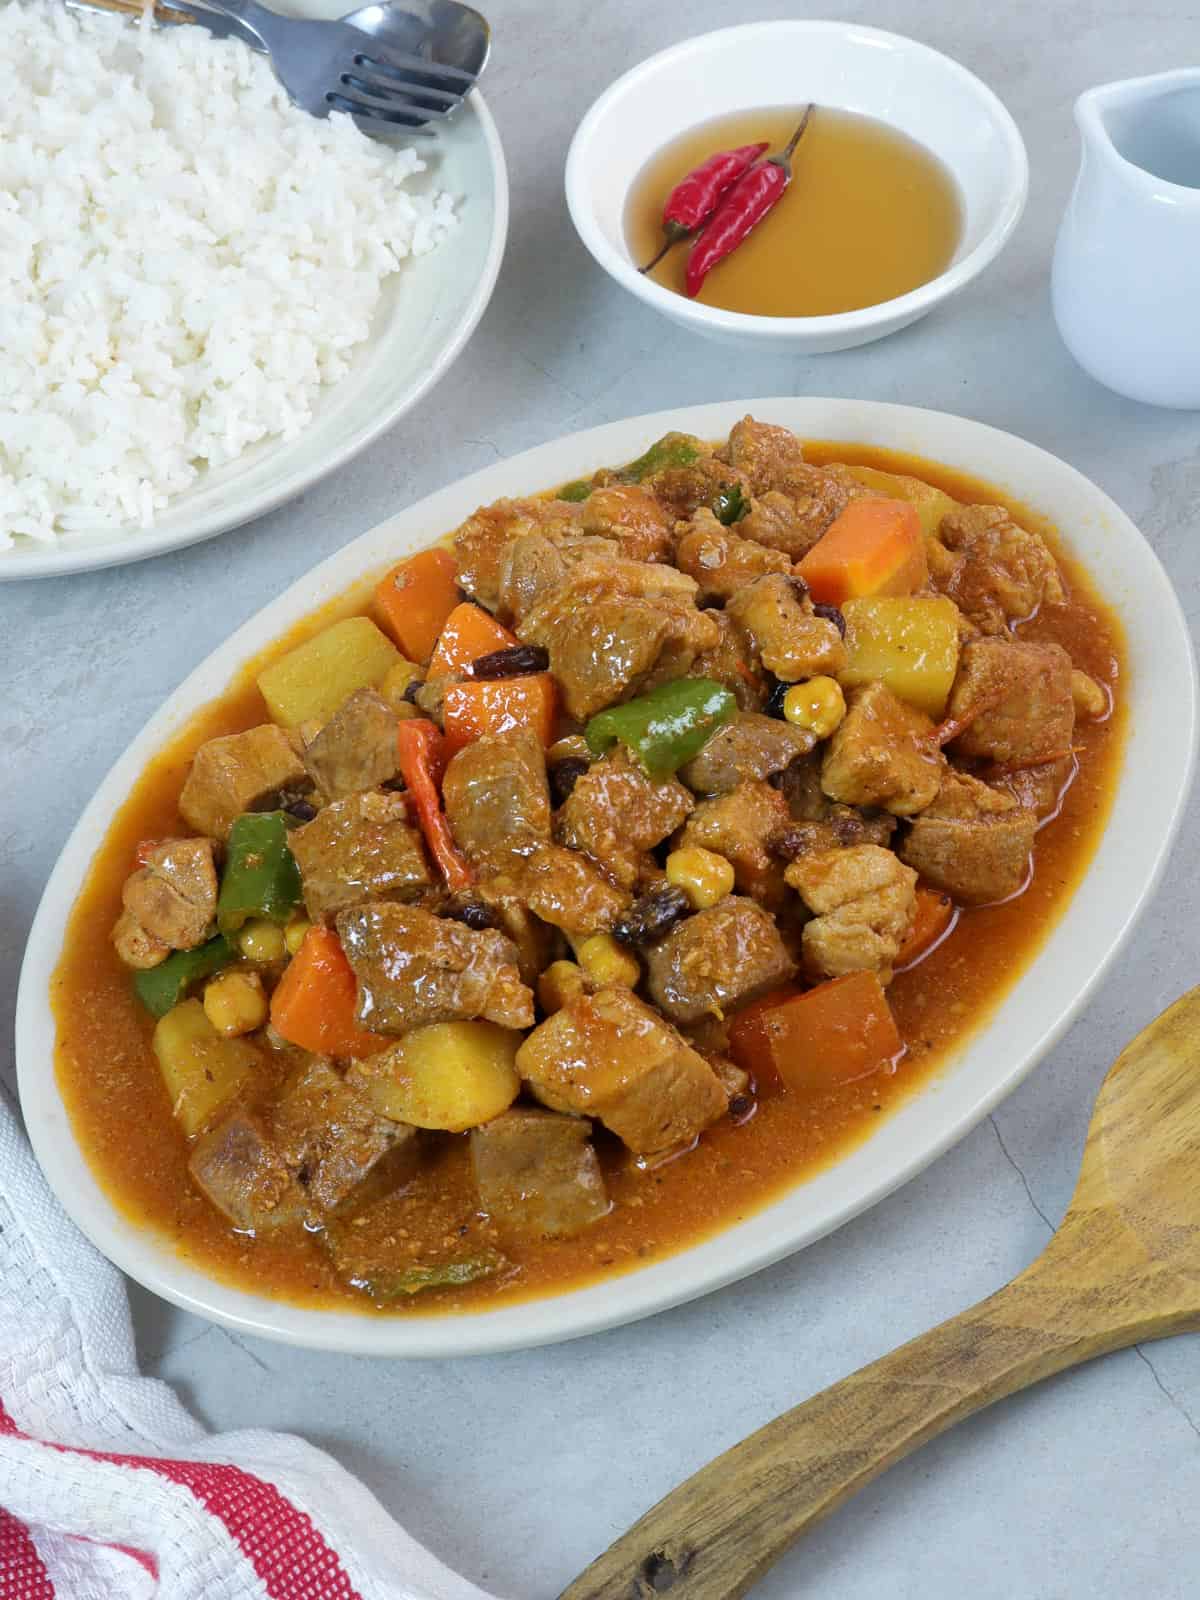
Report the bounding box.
[565,21,1028,354]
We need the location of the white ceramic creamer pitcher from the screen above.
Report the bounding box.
[1053,70,1200,408]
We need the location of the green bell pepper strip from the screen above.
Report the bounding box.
[216,811,302,936]
[133,934,236,1019]
[614,431,701,484]
[556,478,593,503]
[585,678,737,778]
[356,1252,507,1302]
[712,482,749,525]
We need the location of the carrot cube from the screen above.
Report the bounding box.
[442,675,558,758]
[796,498,927,606]
[374,549,460,664]
[428,602,518,679]
[729,971,903,1093]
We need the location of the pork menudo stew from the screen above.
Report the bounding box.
[54,419,1123,1312]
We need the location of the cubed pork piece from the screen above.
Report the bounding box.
[675,780,791,907]
[516,554,718,720]
[497,533,619,626]
[452,496,583,611]
[179,724,312,841]
[726,575,847,681]
[935,504,1066,636]
[443,728,551,868]
[187,1108,308,1233]
[579,484,675,564]
[557,748,694,890]
[992,755,1075,820]
[516,987,728,1155]
[274,1057,421,1215]
[111,909,169,969]
[899,769,1036,905]
[643,897,796,1025]
[720,416,810,495]
[482,842,629,938]
[289,790,431,922]
[675,509,791,604]
[736,489,846,562]
[785,845,917,983]
[946,638,1075,766]
[302,688,400,801]
[774,752,897,849]
[644,453,749,519]
[120,836,218,952]
[821,682,943,816]
[691,609,769,712]
[680,712,813,795]
[337,902,534,1034]
[470,1108,609,1238]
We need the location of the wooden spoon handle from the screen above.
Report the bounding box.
[560,1264,1134,1600]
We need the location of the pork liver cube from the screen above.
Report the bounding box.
[643,897,796,1025]
[518,558,717,720]
[679,713,813,795]
[821,682,943,816]
[947,638,1075,766]
[443,727,551,868]
[180,724,312,841]
[289,791,431,922]
[516,988,728,1154]
[337,902,534,1033]
[470,1108,609,1238]
[187,1108,308,1233]
[274,1057,420,1214]
[303,688,400,801]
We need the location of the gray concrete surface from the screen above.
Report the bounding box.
[4,2,1200,1594]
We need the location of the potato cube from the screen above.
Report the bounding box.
[257,617,401,729]
[839,596,961,719]
[152,998,261,1136]
[355,1020,521,1132]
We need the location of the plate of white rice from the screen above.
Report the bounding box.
[0,0,507,578]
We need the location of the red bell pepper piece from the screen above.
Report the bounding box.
[396,718,474,894]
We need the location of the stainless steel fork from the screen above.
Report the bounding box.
[69,0,489,132]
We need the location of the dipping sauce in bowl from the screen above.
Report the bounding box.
[625,107,963,317]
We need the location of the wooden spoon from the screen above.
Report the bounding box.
[561,987,1200,1600]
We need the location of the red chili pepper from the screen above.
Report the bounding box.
[396,717,475,894]
[639,142,768,274]
[685,106,815,299]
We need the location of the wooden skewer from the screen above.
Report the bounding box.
[561,987,1200,1599]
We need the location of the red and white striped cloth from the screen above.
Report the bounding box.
[0,1092,502,1600]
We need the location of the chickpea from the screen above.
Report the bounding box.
[665,846,735,911]
[203,970,267,1037]
[782,676,846,739]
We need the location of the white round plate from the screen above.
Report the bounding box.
[0,20,508,582]
[16,398,1197,1357]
